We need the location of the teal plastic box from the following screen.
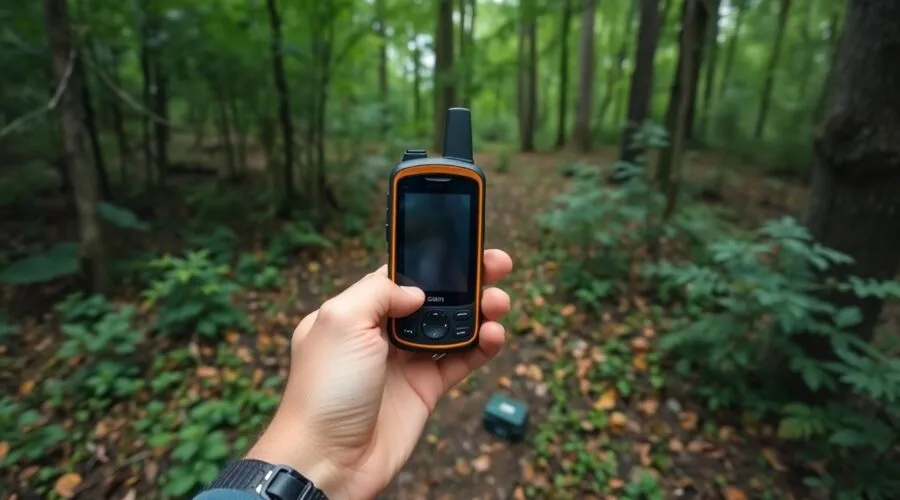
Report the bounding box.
[482,392,529,441]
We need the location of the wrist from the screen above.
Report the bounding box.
[245,414,347,500]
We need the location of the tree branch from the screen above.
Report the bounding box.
[0,48,76,138]
[81,52,177,128]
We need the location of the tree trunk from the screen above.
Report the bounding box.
[139,14,154,186]
[153,62,169,183]
[620,0,663,165]
[597,1,637,130]
[78,54,111,200]
[229,97,248,173]
[517,0,538,152]
[376,0,388,134]
[572,0,597,152]
[434,0,456,151]
[753,0,792,139]
[657,0,704,207]
[266,0,295,214]
[42,0,110,293]
[109,48,130,183]
[804,0,900,347]
[412,38,422,129]
[698,0,720,140]
[717,3,745,102]
[554,0,574,149]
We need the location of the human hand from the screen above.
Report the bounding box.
[246,249,513,500]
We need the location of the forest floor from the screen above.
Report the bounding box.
[0,146,816,500]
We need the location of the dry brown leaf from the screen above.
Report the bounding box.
[610,412,629,429]
[679,411,699,431]
[426,433,439,444]
[472,454,492,472]
[607,478,625,490]
[526,364,543,381]
[718,426,735,442]
[513,486,526,500]
[638,399,659,416]
[307,262,321,273]
[722,486,748,500]
[54,473,82,498]
[144,461,159,482]
[196,366,219,378]
[497,376,512,388]
[633,443,652,467]
[594,389,618,411]
[448,388,461,399]
[668,438,685,453]
[19,379,35,396]
[762,448,787,471]
[630,336,650,351]
[561,304,576,317]
[121,489,137,500]
[454,458,472,476]
[0,441,9,462]
[632,353,648,371]
[686,439,713,453]
[521,461,535,481]
[224,330,241,344]
[515,363,528,376]
[532,295,546,307]
[531,320,547,336]
[20,466,39,482]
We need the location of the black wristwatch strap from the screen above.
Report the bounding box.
[208,459,328,500]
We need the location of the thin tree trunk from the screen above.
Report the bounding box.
[554,0,573,149]
[434,0,455,151]
[698,0,721,140]
[620,0,663,165]
[573,0,597,152]
[229,97,248,173]
[463,0,476,107]
[598,1,638,130]
[517,0,537,152]
[717,3,745,102]
[42,0,110,293]
[803,0,900,356]
[754,0,792,139]
[376,0,388,134]
[109,48,130,183]
[266,0,295,214]
[79,54,111,200]
[657,0,704,198]
[412,38,422,128]
[153,62,169,183]
[139,14,154,186]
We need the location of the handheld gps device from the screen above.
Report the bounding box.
[386,107,486,353]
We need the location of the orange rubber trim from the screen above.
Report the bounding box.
[390,164,484,350]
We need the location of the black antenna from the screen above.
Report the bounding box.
[442,107,474,164]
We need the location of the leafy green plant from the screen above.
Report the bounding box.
[267,220,333,264]
[648,216,900,497]
[57,305,141,357]
[144,250,251,337]
[186,225,240,265]
[55,293,115,325]
[234,253,284,290]
[0,242,79,285]
[98,201,151,231]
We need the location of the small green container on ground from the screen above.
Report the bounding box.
[482,392,529,442]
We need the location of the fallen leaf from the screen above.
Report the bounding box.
[594,389,618,411]
[630,337,650,351]
[722,486,748,500]
[521,461,535,481]
[426,433,438,444]
[515,363,528,376]
[454,458,472,476]
[513,486,526,500]
[144,461,159,482]
[633,443,652,467]
[718,426,735,442]
[449,388,461,399]
[679,411,699,431]
[610,412,629,429]
[0,441,8,461]
[19,379,35,396]
[560,304,576,317]
[121,489,137,500]
[308,262,321,273]
[638,399,659,416]
[762,448,787,471]
[632,353,648,371]
[686,439,713,453]
[668,438,684,453]
[196,366,219,378]
[472,455,491,472]
[224,330,241,344]
[54,473,82,498]
[532,295,546,307]
[608,478,625,489]
[526,364,543,381]
[497,376,512,388]
[19,466,39,482]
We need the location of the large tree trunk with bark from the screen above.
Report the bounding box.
[554,0,573,149]
[620,0,663,165]
[804,0,900,346]
[434,0,455,151]
[517,0,537,152]
[42,0,110,293]
[267,0,296,215]
[572,0,596,152]
[754,0,791,139]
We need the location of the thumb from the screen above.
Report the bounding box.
[317,273,425,329]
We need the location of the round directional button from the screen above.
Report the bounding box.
[421,311,449,339]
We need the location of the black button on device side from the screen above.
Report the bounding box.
[421,311,449,340]
[402,149,428,162]
[454,327,470,339]
[454,310,471,321]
